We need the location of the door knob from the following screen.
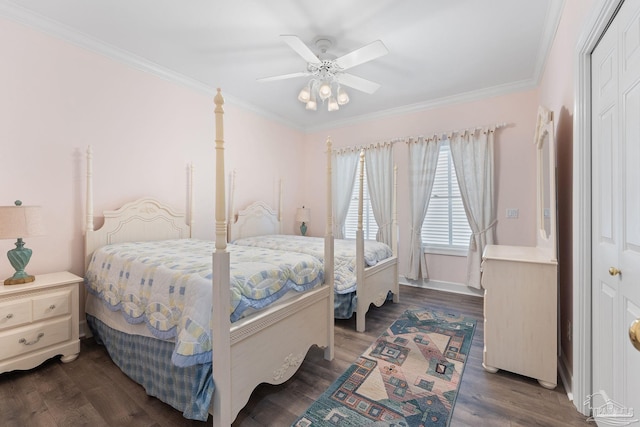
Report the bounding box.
[609,267,621,276]
[630,319,640,351]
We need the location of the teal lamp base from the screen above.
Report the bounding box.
[300,222,307,236]
[5,238,35,285]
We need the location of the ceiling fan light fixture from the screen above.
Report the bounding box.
[305,92,317,110]
[259,35,388,114]
[327,96,339,112]
[297,85,311,103]
[337,86,349,105]
[318,81,332,100]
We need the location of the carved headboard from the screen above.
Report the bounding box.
[228,201,281,242]
[84,197,190,268]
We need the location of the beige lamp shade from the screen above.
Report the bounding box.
[0,205,46,239]
[295,207,310,223]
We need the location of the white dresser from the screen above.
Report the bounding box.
[481,244,557,388]
[0,271,82,373]
[481,106,558,389]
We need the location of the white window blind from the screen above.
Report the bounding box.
[344,161,378,240]
[422,142,472,249]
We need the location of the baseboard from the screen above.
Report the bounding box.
[558,348,573,402]
[400,276,484,298]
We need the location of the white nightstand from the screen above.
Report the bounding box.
[0,271,82,374]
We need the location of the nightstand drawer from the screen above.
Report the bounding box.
[32,290,71,321]
[0,316,71,360]
[0,299,32,331]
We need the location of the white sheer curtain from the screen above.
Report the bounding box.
[332,149,359,239]
[365,143,393,245]
[406,136,441,280]
[449,127,496,289]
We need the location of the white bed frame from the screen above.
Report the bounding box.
[229,149,399,333]
[83,89,335,426]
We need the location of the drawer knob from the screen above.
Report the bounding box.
[49,304,56,310]
[5,313,13,319]
[19,332,44,346]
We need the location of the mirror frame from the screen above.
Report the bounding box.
[534,105,557,257]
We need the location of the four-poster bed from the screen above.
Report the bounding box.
[229,151,399,333]
[83,89,335,425]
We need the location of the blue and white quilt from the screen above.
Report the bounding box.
[85,239,323,367]
[231,235,392,294]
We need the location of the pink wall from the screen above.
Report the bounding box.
[304,90,540,283]
[0,17,305,287]
[536,0,596,373]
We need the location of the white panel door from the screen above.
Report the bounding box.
[592,0,640,423]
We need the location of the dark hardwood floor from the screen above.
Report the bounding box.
[0,285,591,426]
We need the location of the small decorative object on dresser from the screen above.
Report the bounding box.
[0,272,81,373]
[0,200,46,285]
[296,206,310,236]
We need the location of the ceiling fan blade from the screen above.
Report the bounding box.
[257,71,310,82]
[281,35,321,65]
[337,73,381,94]
[335,40,389,70]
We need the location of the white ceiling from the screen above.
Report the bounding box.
[0,0,563,132]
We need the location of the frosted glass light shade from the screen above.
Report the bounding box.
[327,97,339,111]
[337,87,350,105]
[305,91,317,110]
[297,86,311,103]
[318,81,332,100]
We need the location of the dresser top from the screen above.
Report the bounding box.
[483,245,557,265]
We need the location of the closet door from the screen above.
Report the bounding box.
[591,0,640,418]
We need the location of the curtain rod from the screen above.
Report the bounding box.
[332,139,399,154]
[332,122,508,153]
[403,122,508,143]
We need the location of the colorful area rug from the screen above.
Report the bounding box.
[293,308,476,427]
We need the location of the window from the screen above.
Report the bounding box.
[344,161,378,240]
[422,141,472,253]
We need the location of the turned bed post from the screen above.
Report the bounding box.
[212,88,231,427]
[228,170,235,241]
[392,164,399,303]
[84,146,95,270]
[189,163,195,235]
[324,137,335,360]
[278,179,283,234]
[355,150,366,332]
[86,146,94,233]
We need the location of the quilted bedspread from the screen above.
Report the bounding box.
[231,235,392,294]
[85,239,323,367]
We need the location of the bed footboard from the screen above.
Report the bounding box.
[227,285,333,419]
[356,256,399,332]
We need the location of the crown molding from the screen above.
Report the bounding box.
[531,0,566,84]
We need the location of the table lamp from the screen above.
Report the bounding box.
[0,200,46,285]
[295,206,310,236]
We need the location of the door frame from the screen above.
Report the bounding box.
[574,0,624,416]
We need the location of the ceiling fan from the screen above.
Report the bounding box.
[257,35,389,111]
